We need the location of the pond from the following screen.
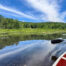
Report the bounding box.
[0,34,66,66]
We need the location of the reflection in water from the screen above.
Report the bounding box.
[0,34,66,66]
[51,39,66,57]
[0,34,63,49]
[0,40,56,66]
[51,56,57,61]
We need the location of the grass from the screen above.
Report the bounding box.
[0,28,66,36]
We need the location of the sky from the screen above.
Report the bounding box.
[0,0,66,22]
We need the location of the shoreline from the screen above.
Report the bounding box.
[0,28,65,36]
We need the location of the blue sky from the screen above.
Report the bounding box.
[0,0,66,22]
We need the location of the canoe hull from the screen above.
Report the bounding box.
[53,52,66,66]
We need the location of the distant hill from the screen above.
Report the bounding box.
[0,15,66,29]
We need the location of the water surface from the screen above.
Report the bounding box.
[0,34,66,66]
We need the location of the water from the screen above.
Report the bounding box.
[0,34,66,66]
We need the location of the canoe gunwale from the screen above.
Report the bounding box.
[52,52,66,66]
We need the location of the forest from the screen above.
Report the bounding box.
[0,15,66,29]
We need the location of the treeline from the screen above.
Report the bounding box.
[0,15,66,29]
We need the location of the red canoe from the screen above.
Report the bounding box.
[53,52,66,66]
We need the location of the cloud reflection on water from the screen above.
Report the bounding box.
[0,40,57,66]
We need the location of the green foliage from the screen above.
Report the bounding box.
[0,15,66,29]
[0,16,20,29]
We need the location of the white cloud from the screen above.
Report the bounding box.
[26,0,66,22]
[0,4,36,19]
[0,11,21,18]
[0,1,66,22]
